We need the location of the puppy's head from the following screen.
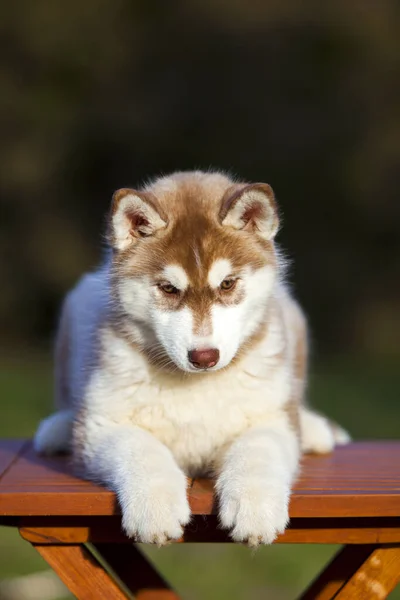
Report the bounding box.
[109,171,281,372]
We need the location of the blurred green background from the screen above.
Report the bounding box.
[0,1,399,598]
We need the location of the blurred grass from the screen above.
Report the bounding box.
[0,353,399,599]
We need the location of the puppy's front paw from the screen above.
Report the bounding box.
[218,479,289,547]
[121,469,190,545]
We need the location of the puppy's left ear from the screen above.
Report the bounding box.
[219,183,279,240]
[109,188,167,251]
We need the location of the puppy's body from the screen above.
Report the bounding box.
[35,171,349,546]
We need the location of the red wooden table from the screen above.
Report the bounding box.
[1,440,399,599]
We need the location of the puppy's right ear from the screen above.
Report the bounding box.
[219,182,279,241]
[109,188,167,251]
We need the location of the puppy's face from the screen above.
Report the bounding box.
[110,172,280,373]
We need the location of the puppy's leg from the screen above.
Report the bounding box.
[288,299,351,454]
[331,420,352,445]
[34,294,74,455]
[300,407,351,454]
[215,415,299,546]
[54,292,73,411]
[34,409,74,454]
[75,419,190,545]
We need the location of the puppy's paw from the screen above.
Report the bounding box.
[300,408,335,454]
[34,411,73,455]
[218,480,289,547]
[121,469,190,545]
[331,423,351,445]
[300,408,351,454]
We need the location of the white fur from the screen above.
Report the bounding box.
[216,416,298,546]
[34,410,74,455]
[35,173,350,547]
[115,261,277,374]
[207,259,232,288]
[333,425,351,445]
[152,305,195,371]
[34,261,349,545]
[222,189,278,239]
[300,408,336,454]
[161,265,189,291]
[150,265,275,372]
[83,419,190,544]
[35,264,302,543]
[112,194,166,250]
[300,409,351,453]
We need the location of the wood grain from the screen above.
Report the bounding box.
[335,545,400,599]
[0,440,28,480]
[2,441,400,518]
[19,516,400,545]
[33,543,128,599]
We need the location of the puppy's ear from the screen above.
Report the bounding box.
[109,188,167,250]
[219,183,279,240]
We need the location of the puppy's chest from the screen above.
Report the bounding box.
[120,364,290,467]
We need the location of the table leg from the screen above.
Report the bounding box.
[334,545,400,599]
[299,544,400,600]
[33,543,128,599]
[92,543,182,599]
[32,539,181,599]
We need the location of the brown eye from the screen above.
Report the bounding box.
[220,278,236,291]
[159,283,179,295]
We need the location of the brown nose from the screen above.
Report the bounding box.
[188,348,220,369]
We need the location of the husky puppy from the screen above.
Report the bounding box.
[35,171,349,546]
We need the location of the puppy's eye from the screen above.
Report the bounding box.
[159,283,179,295]
[220,278,236,291]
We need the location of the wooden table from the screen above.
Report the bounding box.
[0,440,399,599]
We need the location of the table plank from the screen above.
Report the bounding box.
[1,441,399,518]
[19,515,400,545]
[0,440,29,480]
[0,445,117,516]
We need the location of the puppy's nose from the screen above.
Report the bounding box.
[188,348,220,369]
